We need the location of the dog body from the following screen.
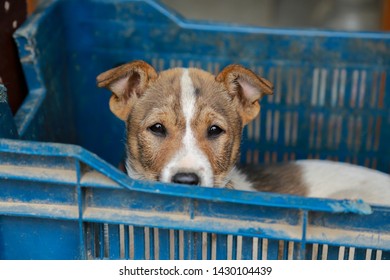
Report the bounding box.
[98,61,390,206]
[234,160,390,205]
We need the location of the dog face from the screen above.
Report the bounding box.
[97,61,273,187]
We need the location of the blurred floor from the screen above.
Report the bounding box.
[161,0,384,31]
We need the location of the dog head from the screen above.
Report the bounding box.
[97,60,273,187]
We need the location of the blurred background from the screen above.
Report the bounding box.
[1,0,390,114]
[162,0,389,31]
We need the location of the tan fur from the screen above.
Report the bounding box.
[126,68,185,180]
[187,69,243,185]
[241,163,308,196]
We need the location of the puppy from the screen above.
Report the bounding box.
[97,61,390,206]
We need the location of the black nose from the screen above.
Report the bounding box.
[172,172,200,185]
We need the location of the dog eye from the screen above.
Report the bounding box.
[207,125,224,139]
[148,123,167,137]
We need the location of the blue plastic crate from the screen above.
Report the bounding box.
[0,0,389,260]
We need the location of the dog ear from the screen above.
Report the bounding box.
[97,60,158,121]
[216,64,273,125]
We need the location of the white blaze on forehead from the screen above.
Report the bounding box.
[181,69,196,123]
[161,69,213,186]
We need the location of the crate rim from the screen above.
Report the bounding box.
[0,138,375,215]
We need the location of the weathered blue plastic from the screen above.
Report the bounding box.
[0,0,389,260]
